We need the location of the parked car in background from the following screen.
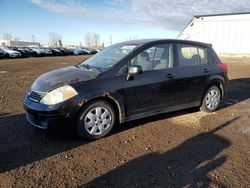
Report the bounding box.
[40,48,53,56]
[68,48,75,55]
[94,48,101,53]
[30,47,44,56]
[0,46,98,59]
[19,47,37,56]
[0,48,5,59]
[87,47,98,54]
[23,39,228,140]
[80,48,91,55]
[50,48,63,56]
[79,47,90,54]
[57,48,74,56]
[7,46,31,57]
[81,47,98,54]
[73,48,90,55]
[0,46,21,58]
[18,47,33,57]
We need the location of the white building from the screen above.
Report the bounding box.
[0,39,40,47]
[0,39,10,46]
[177,12,250,56]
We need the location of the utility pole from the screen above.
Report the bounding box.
[32,35,34,42]
[110,34,112,45]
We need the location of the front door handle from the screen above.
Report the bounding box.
[167,73,175,78]
[204,68,210,73]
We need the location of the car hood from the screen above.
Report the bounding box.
[32,49,42,52]
[3,49,19,54]
[31,66,101,92]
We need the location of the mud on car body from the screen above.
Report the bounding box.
[23,39,228,140]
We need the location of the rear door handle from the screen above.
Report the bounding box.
[167,73,175,78]
[204,68,210,73]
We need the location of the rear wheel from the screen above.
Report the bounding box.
[76,100,116,140]
[200,85,221,112]
[5,54,10,59]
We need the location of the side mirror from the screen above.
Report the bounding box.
[126,65,142,80]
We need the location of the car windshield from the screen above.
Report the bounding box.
[80,44,137,71]
[0,47,8,50]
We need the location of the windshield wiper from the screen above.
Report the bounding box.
[79,64,102,72]
[80,64,91,69]
[87,64,103,72]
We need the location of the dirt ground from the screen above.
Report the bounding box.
[0,56,249,187]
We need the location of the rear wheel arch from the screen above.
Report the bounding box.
[204,79,224,100]
[211,80,224,99]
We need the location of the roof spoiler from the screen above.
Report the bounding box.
[208,43,213,47]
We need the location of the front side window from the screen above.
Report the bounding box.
[177,44,209,66]
[131,44,173,71]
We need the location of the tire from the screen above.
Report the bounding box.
[5,54,10,59]
[200,85,221,113]
[76,100,116,140]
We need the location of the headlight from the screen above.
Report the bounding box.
[40,85,78,105]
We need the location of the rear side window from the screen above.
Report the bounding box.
[198,48,208,64]
[176,44,208,66]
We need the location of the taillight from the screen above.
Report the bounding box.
[217,63,228,74]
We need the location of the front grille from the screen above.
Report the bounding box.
[28,91,46,102]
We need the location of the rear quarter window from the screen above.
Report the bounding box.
[210,48,222,64]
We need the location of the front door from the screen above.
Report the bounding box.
[122,43,176,116]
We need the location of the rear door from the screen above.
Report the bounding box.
[172,43,212,105]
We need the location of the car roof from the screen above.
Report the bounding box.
[116,39,211,48]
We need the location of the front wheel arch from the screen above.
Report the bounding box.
[77,96,121,125]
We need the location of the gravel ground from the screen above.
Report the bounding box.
[0,56,249,187]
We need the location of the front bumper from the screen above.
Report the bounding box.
[25,111,69,129]
[23,95,79,129]
[11,53,21,58]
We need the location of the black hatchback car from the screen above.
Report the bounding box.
[23,39,228,140]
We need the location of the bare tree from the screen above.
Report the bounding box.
[84,32,101,47]
[49,32,62,47]
[129,35,138,41]
[3,33,12,41]
[84,32,92,47]
[92,32,100,47]
[13,36,19,41]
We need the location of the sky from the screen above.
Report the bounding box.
[1,0,250,46]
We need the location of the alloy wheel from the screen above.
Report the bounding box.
[84,107,112,136]
[205,88,221,111]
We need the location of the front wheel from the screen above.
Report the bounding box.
[76,100,116,140]
[5,54,10,59]
[200,86,221,112]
